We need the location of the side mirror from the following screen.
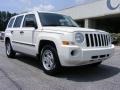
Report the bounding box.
[26,21,38,29]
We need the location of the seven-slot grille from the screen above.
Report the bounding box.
[85,33,110,47]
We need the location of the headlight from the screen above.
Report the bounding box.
[75,32,84,43]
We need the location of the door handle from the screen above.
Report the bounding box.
[20,31,24,34]
[11,31,14,34]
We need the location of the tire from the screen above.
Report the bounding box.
[5,40,16,58]
[40,45,61,75]
[90,61,102,67]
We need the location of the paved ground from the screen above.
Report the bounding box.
[0,41,120,90]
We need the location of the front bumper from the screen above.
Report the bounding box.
[58,45,114,66]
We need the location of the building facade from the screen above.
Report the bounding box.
[59,0,120,33]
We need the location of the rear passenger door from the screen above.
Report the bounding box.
[12,15,24,51]
[6,17,15,41]
[19,14,38,55]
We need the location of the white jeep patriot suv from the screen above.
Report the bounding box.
[5,11,114,75]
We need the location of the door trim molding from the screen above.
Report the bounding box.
[12,41,35,47]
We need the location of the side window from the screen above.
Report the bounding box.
[13,16,23,28]
[23,14,37,28]
[8,18,15,28]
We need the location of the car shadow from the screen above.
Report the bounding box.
[15,53,120,82]
[15,53,41,68]
[56,65,120,82]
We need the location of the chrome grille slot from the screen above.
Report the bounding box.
[90,34,94,47]
[85,34,90,47]
[94,34,98,46]
[85,33,110,47]
[101,34,104,46]
[98,34,102,46]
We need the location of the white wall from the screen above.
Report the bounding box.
[59,0,120,20]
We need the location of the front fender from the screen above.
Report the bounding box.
[35,32,63,55]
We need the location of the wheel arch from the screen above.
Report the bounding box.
[38,40,57,54]
[37,39,62,65]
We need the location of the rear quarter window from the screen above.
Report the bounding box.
[8,18,15,28]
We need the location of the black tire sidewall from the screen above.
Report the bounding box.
[5,40,15,58]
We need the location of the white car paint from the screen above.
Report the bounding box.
[5,11,114,66]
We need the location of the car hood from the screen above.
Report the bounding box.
[42,27,105,33]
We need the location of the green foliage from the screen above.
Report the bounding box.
[111,33,120,45]
[0,11,17,31]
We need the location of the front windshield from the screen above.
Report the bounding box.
[39,13,79,27]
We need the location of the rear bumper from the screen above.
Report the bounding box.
[58,45,114,66]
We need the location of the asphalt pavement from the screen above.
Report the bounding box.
[0,41,120,90]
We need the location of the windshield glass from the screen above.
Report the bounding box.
[39,13,79,27]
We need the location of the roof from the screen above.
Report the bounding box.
[11,10,62,19]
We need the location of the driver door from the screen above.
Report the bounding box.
[19,14,38,55]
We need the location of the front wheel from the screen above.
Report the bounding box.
[5,40,16,58]
[40,45,61,75]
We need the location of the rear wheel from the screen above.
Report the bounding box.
[40,45,61,75]
[5,40,16,58]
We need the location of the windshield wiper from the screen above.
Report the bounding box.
[68,25,77,27]
[44,24,60,26]
[44,24,77,27]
